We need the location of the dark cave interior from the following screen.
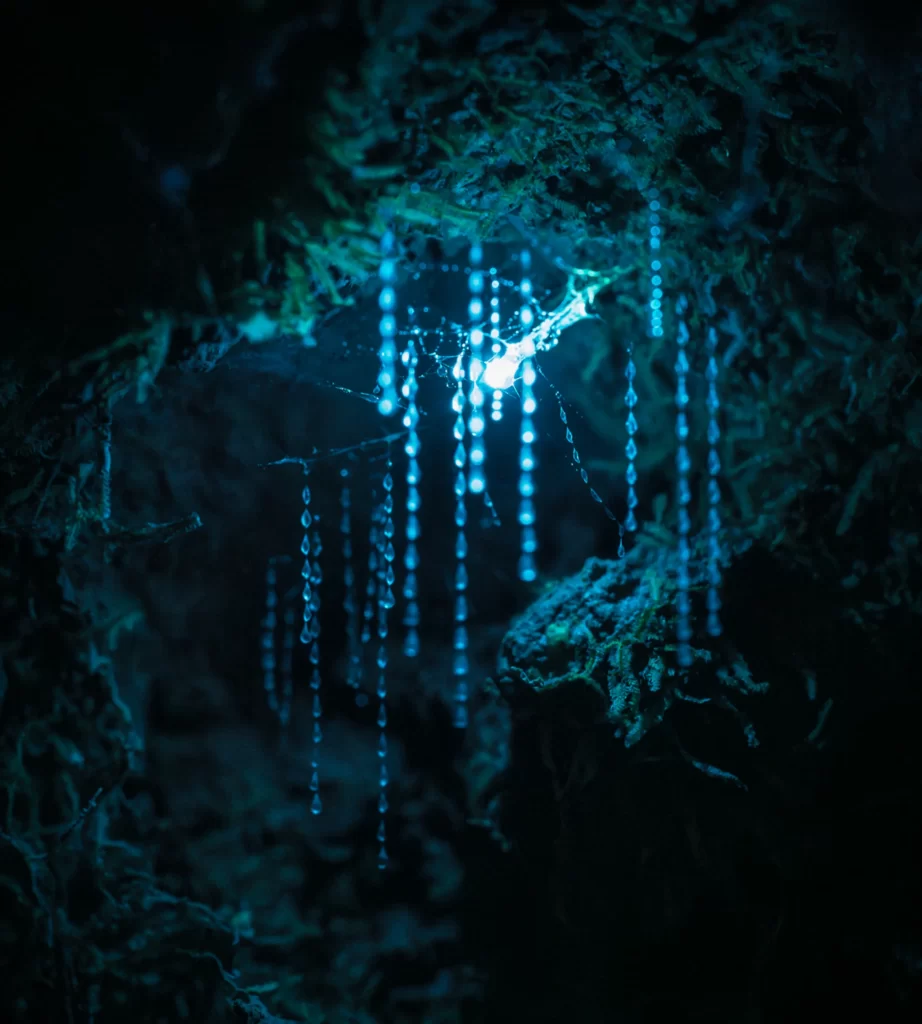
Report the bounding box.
[1,2,921,1022]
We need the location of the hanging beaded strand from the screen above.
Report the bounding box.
[705,326,723,637]
[467,243,487,494]
[261,558,279,715]
[519,250,535,327]
[375,496,388,653]
[299,468,313,646]
[646,192,665,541]
[381,466,397,621]
[452,347,470,728]
[517,250,538,582]
[308,514,323,813]
[309,518,323,641]
[447,243,486,728]
[340,469,362,689]
[648,189,664,339]
[489,270,504,421]
[361,498,380,649]
[647,191,665,556]
[100,410,112,530]
[297,467,323,813]
[375,459,395,868]
[674,295,693,670]
[624,353,639,537]
[622,192,643,536]
[377,231,399,417]
[373,494,388,725]
[280,604,295,727]
[625,188,663,539]
[542,380,622,539]
[402,309,422,658]
[518,359,538,582]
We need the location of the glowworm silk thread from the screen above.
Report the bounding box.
[452,350,470,728]
[402,311,422,658]
[624,355,639,536]
[261,559,278,714]
[361,500,379,648]
[648,189,664,339]
[517,357,538,583]
[489,271,504,421]
[377,232,399,416]
[517,250,538,582]
[376,459,395,867]
[340,470,362,689]
[674,295,693,669]
[467,244,487,495]
[705,326,723,637]
[297,469,324,811]
[280,605,295,726]
[308,515,323,813]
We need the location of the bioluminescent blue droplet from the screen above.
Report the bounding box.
[377,231,399,417]
[674,293,693,670]
[402,311,423,658]
[517,350,538,584]
[262,559,279,715]
[455,562,469,591]
[377,820,388,869]
[705,326,723,637]
[454,624,468,651]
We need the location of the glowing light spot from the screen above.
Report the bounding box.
[482,354,519,391]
